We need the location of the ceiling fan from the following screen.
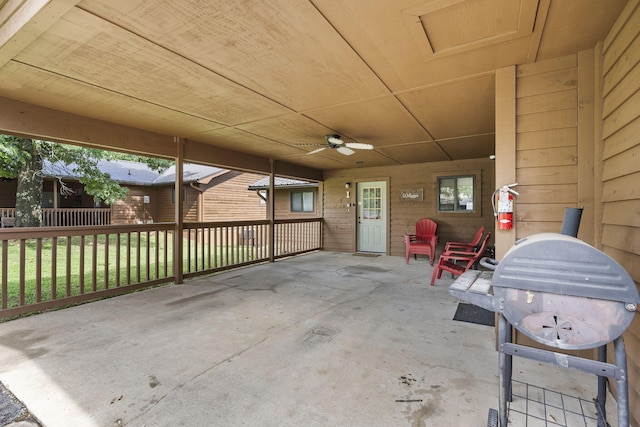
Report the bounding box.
[305,135,374,156]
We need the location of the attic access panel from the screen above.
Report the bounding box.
[404,0,538,59]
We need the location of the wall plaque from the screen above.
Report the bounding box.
[399,188,423,202]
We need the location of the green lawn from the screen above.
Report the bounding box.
[1,234,259,309]
[1,234,171,308]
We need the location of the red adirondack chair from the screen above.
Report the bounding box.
[404,218,438,265]
[430,232,491,286]
[443,226,485,253]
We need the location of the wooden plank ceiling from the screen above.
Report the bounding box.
[0,0,628,171]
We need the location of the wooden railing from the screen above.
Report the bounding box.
[182,218,323,279]
[1,218,323,319]
[41,208,111,227]
[1,208,111,227]
[0,223,175,319]
[274,218,323,257]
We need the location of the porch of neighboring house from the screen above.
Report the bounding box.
[0,251,618,426]
[1,207,111,228]
[0,159,269,228]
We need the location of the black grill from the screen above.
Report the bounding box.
[449,232,638,427]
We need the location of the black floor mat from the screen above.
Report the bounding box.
[453,303,495,327]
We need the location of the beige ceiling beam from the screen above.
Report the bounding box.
[527,0,551,63]
[0,96,176,158]
[183,140,323,182]
[0,96,323,181]
[0,0,80,67]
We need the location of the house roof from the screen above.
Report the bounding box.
[43,159,226,186]
[154,164,227,185]
[248,177,318,190]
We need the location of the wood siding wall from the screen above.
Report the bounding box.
[509,50,604,363]
[155,185,199,223]
[111,186,159,224]
[601,1,640,424]
[514,52,595,244]
[201,171,266,221]
[323,158,495,256]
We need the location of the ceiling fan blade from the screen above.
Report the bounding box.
[344,142,374,150]
[307,147,327,155]
[337,146,355,156]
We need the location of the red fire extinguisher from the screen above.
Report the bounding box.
[492,183,519,230]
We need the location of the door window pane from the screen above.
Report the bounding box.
[362,186,382,219]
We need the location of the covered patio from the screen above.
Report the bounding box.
[0,252,615,426]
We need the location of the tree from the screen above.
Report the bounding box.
[0,135,171,227]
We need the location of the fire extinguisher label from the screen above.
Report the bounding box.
[498,199,513,211]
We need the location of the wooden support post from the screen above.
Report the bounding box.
[174,137,184,284]
[269,159,275,263]
[577,48,595,245]
[592,42,605,251]
[495,66,517,260]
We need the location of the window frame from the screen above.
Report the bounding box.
[435,171,481,216]
[290,190,314,213]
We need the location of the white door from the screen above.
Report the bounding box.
[356,181,387,253]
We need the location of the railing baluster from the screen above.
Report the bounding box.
[155,230,159,280]
[1,240,7,309]
[66,236,72,296]
[19,240,25,306]
[186,227,191,273]
[232,226,236,265]
[200,226,205,272]
[192,227,197,272]
[104,233,110,289]
[52,237,57,300]
[292,223,296,252]
[115,234,121,287]
[224,226,229,267]
[92,235,97,292]
[36,238,42,302]
[164,230,168,278]
[207,227,211,270]
[127,231,131,285]
[146,230,151,281]
[232,225,237,265]
[213,225,218,269]
[79,235,85,294]
[136,231,141,283]
[199,227,204,272]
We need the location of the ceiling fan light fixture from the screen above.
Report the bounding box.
[326,135,344,145]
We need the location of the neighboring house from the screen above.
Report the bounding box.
[0,160,267,225]
[248,177,321,219]
[151,164,266,223]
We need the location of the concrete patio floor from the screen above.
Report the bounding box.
[0,251,617,426]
